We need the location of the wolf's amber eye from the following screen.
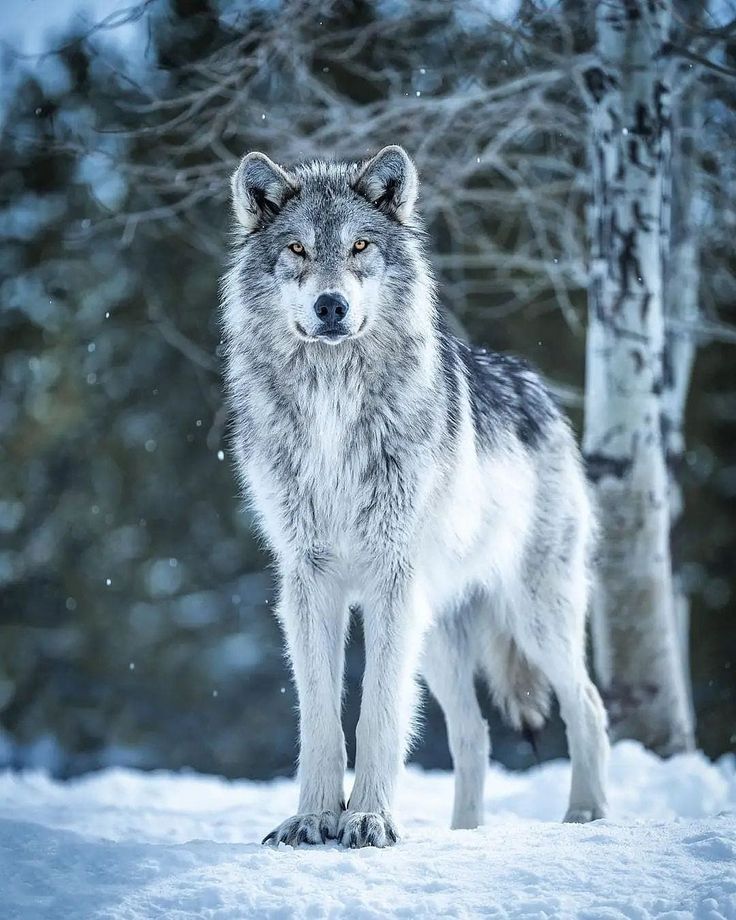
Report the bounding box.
[352,239,369,254]
[288,242,305,256]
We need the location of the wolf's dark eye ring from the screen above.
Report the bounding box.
[288,242,305,256]
[352,239,369,253]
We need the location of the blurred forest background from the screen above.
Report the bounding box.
[0,0,734,780]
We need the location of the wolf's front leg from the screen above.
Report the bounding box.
[262,566,348,847]
[339,572,429,848]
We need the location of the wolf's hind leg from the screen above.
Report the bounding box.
[516,583,609,823]
[421,612,489,830]
[555,672,609,822]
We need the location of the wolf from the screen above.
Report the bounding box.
[221,145,609,849]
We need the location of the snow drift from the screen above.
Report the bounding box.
[0,741,734,919]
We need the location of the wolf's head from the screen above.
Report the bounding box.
[226,146,429,350]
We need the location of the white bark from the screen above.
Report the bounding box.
[583,0,695,754]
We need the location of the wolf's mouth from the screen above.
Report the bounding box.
[317,326,349,341]
[295,318,367,343]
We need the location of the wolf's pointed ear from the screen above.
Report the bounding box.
[354,145,418,224]
[230,152,297,232]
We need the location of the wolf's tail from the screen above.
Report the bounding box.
[483,633,551,732]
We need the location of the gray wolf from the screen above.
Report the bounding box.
[221,145,609,848]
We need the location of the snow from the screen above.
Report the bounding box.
[1,741,734,920]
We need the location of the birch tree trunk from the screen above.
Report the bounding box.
[662,81,702,728]
[583,0,695,754]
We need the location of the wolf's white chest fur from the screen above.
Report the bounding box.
[247,373,371,561]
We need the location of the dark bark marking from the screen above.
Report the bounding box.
[634,102,653,140]
[584,451,634,483]
[661,345,674,390]
[632,201,653,232]
[654,80,669,127]
[616,225,643,297]
[640,290,651,321]
[583,66,613,104]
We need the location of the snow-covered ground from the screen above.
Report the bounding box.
[0,741,734,920]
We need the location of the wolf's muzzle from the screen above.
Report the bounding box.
[314,292,350,337]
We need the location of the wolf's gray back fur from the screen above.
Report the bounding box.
[222,145,609,848]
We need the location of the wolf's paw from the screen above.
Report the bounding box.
[563,805,606,824]
[337,810,399,848]
[262,810,340,847]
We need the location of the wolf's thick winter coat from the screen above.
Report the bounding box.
[222,146,609,848]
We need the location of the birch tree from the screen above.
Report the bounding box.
[583,0,695,753]
[662,77,703,726]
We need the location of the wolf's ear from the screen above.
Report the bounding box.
[230,152,297,232]
[354,145,418,224]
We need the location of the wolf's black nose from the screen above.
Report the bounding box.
[314,292,349,327]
